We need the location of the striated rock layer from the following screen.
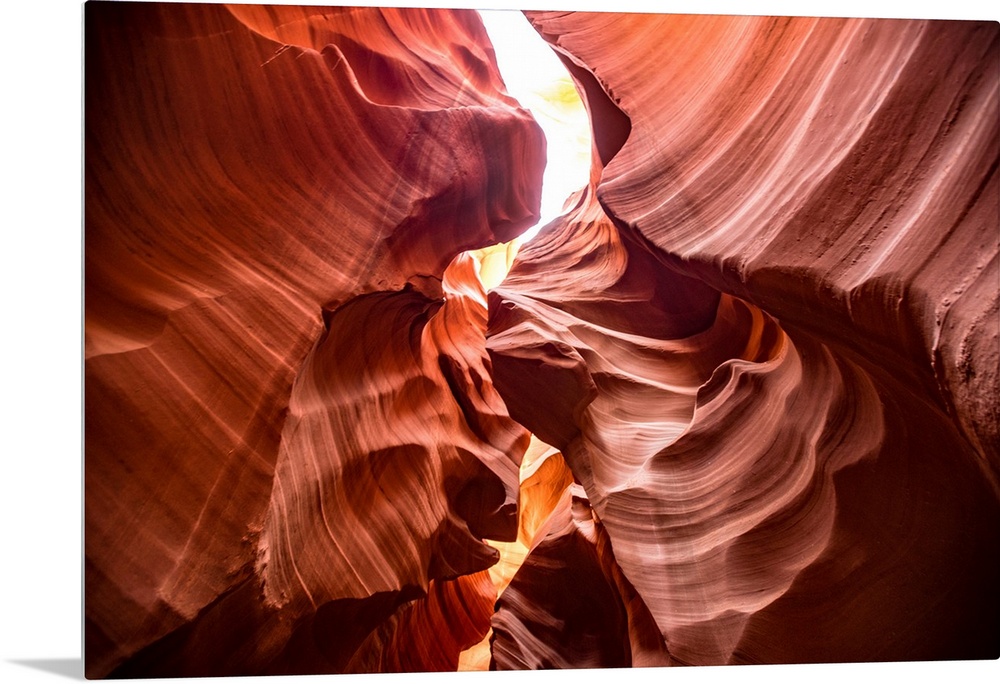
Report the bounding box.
[85,3,541,677]
[486,12,999,666]
[85,3,999,677]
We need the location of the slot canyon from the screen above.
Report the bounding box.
[84,2,999,678]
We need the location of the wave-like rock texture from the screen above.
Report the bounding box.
[85,4,1000,676]
[489,437,670,670]
[486,12,999,666]
[84,3,541,678]
[527,12,999,470]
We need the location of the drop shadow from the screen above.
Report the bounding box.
[8,658,84,680]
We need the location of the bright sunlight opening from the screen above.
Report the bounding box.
[479,10,592,242]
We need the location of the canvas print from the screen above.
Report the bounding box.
[84,1,1000,678]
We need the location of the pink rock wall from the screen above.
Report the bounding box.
[84,3,999,676]
[85,3,540,677]
[487,11,999,665]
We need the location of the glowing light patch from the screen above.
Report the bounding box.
[479,10,592,242]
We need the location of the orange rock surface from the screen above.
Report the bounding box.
[487,11,999,666]
[85,4,999,677]
[85,3,539,677]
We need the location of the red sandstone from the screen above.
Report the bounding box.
[84,4,999,676]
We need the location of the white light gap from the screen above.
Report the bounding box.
[479,9,592,243]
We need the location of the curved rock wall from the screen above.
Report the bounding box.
[486,10,999,666]
[85,3,999,676]
[488,186,891,664]
[84,3,540,677]
[526,12,999,471]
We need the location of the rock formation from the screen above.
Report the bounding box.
[489,11,999,666]
[84,3,999,677]
[85,3,540,677]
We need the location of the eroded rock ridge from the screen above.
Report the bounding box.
[85,5,999,676]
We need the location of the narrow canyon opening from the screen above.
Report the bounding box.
[456,10,795,670]
[83,4,1000,678]
[466,10,593,291]
[455,11,595,668]
[479,10,592,242]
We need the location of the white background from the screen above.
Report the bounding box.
[3,1,996,682]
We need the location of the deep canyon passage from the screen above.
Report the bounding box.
[84,3,1000,678]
